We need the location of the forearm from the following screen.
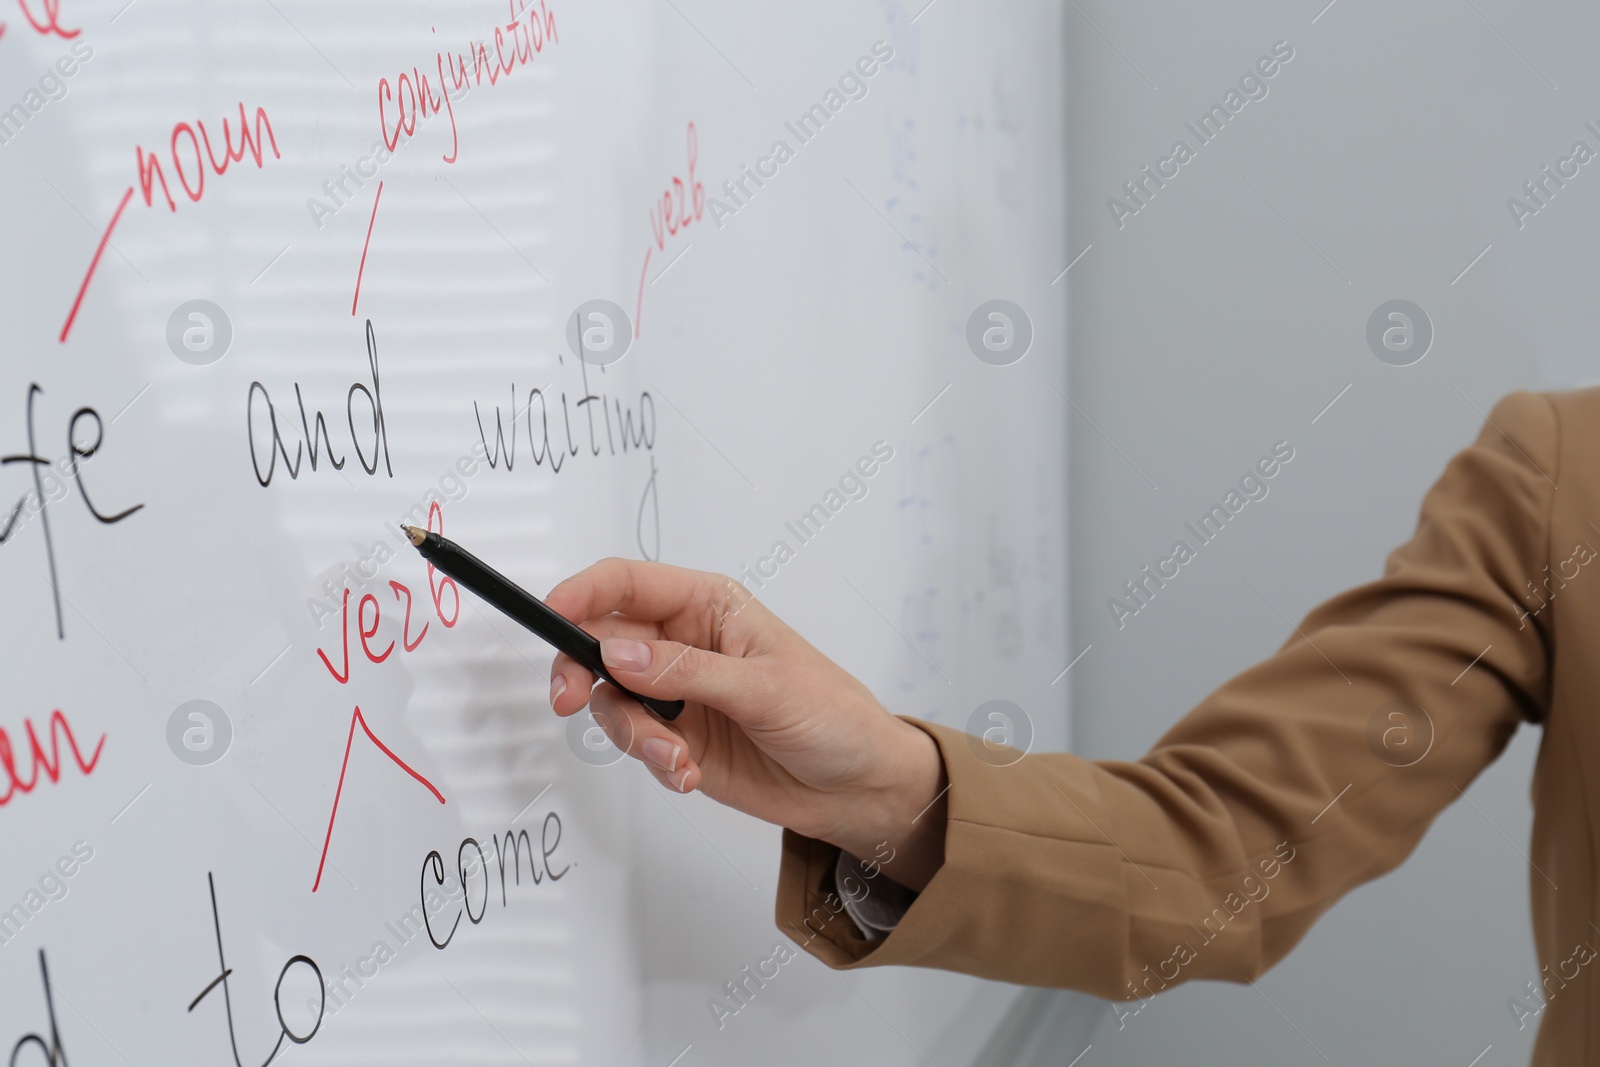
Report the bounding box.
[777,391,1558,991]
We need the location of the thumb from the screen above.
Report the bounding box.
[599,636,774,715]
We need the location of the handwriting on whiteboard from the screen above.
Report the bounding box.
[315,502,459,684]
[313,706,446,893]
[0,709,104,809]
[189,873,327,1055]
[635,122,705,337]
[59,102,281,342]
[377,0,560,165]
[247,320,392,487]
[473,354,655,475]
[4,0,80,43]
[350,181,383,315]
[421,813,569,949]
[7,951,69,1064]
[136,103,280,213]
[2,384,143,639]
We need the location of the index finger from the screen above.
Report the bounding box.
[545,557,729,625]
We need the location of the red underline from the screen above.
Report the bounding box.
[59,186,135,344]
[351,180,384,316]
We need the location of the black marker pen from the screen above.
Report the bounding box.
[401,525,684,721]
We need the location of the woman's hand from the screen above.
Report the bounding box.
[545,557,948,890]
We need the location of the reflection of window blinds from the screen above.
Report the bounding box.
[241,7,586,1065]
[0,0,1069,1063]
[8,4,609,1064]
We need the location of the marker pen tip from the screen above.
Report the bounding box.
[401,525,426,547]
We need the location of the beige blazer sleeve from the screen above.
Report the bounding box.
[776,390,1558,999]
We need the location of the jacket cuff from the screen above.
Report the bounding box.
[776,830,875,963]
[776,717,1129,983]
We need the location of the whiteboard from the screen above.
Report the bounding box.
[0,0,1070,1063]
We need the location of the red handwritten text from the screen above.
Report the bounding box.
[636,123,705,337]
[136,102,280,212]
[1,709,104,808]
[316,502,458,684]
[378,0,559,165]
[9,0,80,42]
[60,102,281,342]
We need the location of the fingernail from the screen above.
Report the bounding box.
[642,737,681,773]
[672,766,693,793]
[550,674,567,703]
[601,637,652,672]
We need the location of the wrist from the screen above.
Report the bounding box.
[829,718,948,892]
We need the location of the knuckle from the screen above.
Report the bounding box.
[593,703,637,750]
[702,576,755,627]
[658,643,704,684]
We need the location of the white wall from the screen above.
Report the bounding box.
[1067,0,1585,1063]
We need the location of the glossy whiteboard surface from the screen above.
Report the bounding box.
[0,0,1070,1062]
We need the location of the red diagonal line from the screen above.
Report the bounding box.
[313,704,444,892]
[59,186,136,343]
[634,246,650,338]
[351,180,384,316]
